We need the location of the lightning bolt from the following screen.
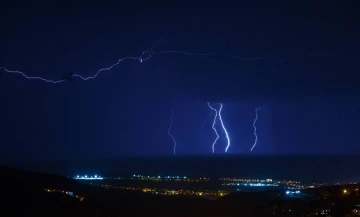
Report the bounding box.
[1,54,155,83]
[218,103,231,153]
[250,107,259,152]
[0,40,162,83]
[168,108,177,155]
[0,41,287,84]
[207,102,219,153]
[1,38,333,84]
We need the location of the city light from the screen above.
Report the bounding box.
[74,175,103,180]
[101,184,228,199]
[45,189,84,201]
[285,190,301,195]
[224,182,279,187]
[131,174,190,181]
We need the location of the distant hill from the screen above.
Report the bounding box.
[220,190,282,204]
[0,165,214,217]
[1,165,85,190]
[0,165,123,217]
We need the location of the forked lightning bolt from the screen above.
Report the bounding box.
[250,107,259,152]
[168,108,177,155]
[207,102,219,153]
[218,103,231,152]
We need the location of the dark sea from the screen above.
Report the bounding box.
[3,155,360,184]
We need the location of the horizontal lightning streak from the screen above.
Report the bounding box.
[1,40,332,84]
[2,68,66,84]
[1,42,266,83]
[0,40,163,83]
[2,55,153,83]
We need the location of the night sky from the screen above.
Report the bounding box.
[1,2,360,161]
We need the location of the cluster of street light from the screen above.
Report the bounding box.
[44,188,84,201]
[101,184,227,199]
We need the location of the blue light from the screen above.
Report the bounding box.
[286,191,290,194]
[73,175,103,180]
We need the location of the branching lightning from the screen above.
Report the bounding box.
[168,108,177,155]
[1,49,156,83]
[207,102,219,153]
[1,40,333,84]
[0,40,279,84]
[218,103,231,152]
[0,40,162,83]
[250,107,260,152]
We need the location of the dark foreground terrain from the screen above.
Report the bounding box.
[1,165,360,217]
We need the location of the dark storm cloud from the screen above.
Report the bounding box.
[131,54,359,104]
[1,4,359,104]
[1,2,360,159]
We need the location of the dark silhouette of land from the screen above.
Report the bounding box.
[2,165,360,217]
